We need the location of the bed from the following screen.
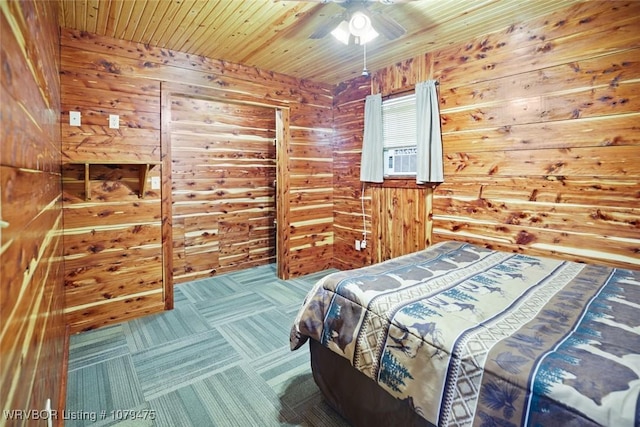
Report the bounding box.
[290,241,640,427]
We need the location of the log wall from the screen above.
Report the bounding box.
[60,29,334,331]
[332,1,640,270]
[1,0,66,421]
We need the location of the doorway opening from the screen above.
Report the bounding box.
[160,83,290,308]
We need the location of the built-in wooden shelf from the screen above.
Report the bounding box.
[66,161,161,200]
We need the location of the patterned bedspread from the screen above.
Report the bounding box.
[290,241,640,426]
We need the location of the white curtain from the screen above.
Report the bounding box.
[416,80,444,184]
[360,93,384,182]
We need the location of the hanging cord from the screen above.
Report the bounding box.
[361,181,367,247]
[362,42,369,77]
[360,44,370,248]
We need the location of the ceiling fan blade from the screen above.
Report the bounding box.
[370,11,406,40]
[309,12,347,39]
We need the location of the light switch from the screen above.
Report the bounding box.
[69,111,81,126]
[151,176,161,190]
[109,114,119,129]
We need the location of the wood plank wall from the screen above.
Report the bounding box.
[332,77,374,269]
[61,39,165,333]
[432,1,640,268]
[60,29,334,331]
[332,56,435,268]
[371,185,432,262]
[170,96,276,283]
[332,1,640,270]
[1,0,66,421]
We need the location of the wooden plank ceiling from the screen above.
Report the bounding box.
[59,0,583,86]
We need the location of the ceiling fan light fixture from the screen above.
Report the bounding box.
[348,12,371,36]
[330,10,379,45]
[349,11,378,44]
[356,26,379,45]
[330,21,351,45]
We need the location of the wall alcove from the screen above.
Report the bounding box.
[65,161,161,200]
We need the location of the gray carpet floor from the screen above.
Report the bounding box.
[65,264,351,427]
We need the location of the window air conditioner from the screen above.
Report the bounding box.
[384,147,417,176]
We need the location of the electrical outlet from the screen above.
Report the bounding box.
[355,239,361,251]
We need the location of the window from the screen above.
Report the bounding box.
[382,93,417,176]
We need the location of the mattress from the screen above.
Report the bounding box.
[290,241,640,426]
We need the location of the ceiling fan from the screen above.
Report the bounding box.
[306,0,412,45]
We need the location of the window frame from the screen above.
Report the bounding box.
[382,91,418,179]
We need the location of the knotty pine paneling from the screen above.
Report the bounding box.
[332,0,639,271]
[1,0,65,422]
[170,95,277,283]
[60,28,334,331]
